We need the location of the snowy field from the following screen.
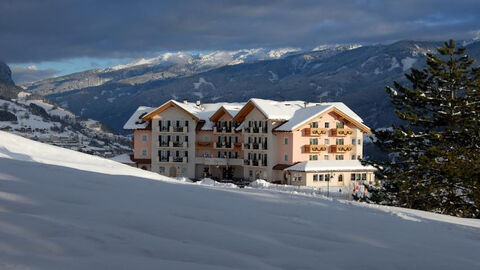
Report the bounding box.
[0,131,479,269]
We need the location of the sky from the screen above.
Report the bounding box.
[1,0,480,84]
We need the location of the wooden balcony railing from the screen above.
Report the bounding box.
[332,128,354,137]
[304,128,329,136]
[330,145,354,152]
[304,144,328,153]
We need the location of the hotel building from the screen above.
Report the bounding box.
[124,98,375,186]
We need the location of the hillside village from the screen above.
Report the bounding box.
[0,90,131,157]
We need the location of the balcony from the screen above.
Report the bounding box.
[171,141,188,148]
[234,142,242,148]
[243,126,268,133]
[213,126,234,134]
[172,156,188,163]
[214,142,233,149]
[243,143,251,150]
[244,159,250,165]
[304,128,329,136]
[332,128,353,137]
[157,141,170,147]
[304,144,328,153]
[172,126,188,133]
[331,144,354,153]
[158,156,169,162]
[196,141,213,148]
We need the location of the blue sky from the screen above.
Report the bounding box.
[2,0,479,84]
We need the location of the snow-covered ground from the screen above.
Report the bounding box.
[0,131,479,269]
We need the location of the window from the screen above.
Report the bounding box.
[319,174,324,181]
[358,155,361,160]
[249,170,253,177]
[159,166,165,174]
[352,155,356,160]
[362,173,367,180]
[335,155,344,160]
[324,122,330,128]
[336,138,344,145]
[324,138,330,145]
[310,122,318,128]
[141,134,148,142]
[358,139,361,145]
[284,153,288,162]
[338,175,343,182]
[313,174,318,181]
[309,155,318,161]
[336,121,345,128]
[356,173,361,180]
[141,149,148,157]
[293,173,302,182]
[284,137,288,145]
[310,138,318,145]
[351,173,356,181]
[325,174,330,181]
[324,155,329,160]
[352,139,356,145]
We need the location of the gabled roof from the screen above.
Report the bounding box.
[275,104,371,134]
[284,160,376,172]
[233,98,311,122]
[209,104,243,122]
[123,106,155,130]
[142,100,201,121]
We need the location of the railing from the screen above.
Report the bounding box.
[172,141,188,148]
[213,126,233,134]
[214,142,233,149]
[243,143,251,149]
[196,141,213,148]
[330,144,354,152]
[244,159,250,165]
[157,141,169,147]
[172,126,188,133]
[158,157,169,162]
[172,156,187,163]
[332,128,353,137]
[304,144,328,153]
[159,126,170,132]
[304,128,329,136]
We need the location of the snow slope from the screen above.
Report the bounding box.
[0,131,479,269]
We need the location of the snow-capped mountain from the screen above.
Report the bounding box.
[23,47,312,95]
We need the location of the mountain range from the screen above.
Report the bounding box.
[23,40,480,134]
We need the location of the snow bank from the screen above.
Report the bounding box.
[1,132,480,269]
[0,131,167,181]
[197,178,238,188]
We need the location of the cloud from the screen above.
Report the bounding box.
[10,66,58,84]
[0,0,479,63]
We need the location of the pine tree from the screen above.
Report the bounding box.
[365,40,480,218]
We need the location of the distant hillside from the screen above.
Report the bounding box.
[0,61,131,157]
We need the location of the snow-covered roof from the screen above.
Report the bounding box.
[275,102,365,131]
[123,106,154,130]
[109,153,135,164]
[142,100,245,131]
[249,98,311,120]
[284,160,376,172]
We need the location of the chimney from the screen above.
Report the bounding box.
[196,100,201,106]
[304,101,309,108]
[183,99,188,104]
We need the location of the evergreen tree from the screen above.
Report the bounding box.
[365,40,480,218]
